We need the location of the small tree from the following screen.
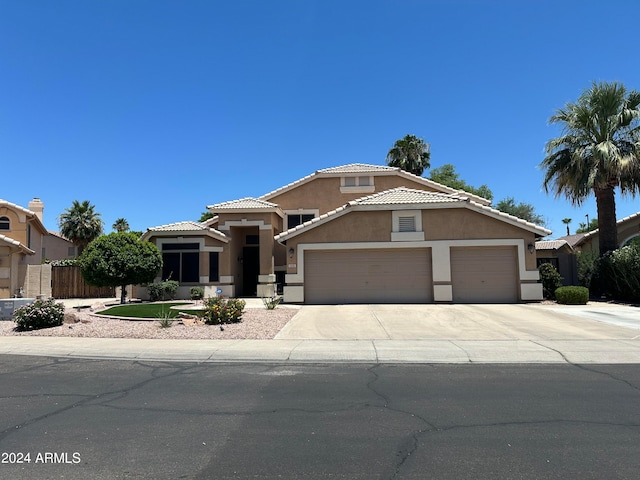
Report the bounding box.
[78,232,163,304]
[386,134,431,176]
[495,197,546,226]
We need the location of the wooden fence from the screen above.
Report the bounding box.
[51,266,115,299]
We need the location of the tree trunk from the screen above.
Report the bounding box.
[594,185,618,255]
[120,284,127,304]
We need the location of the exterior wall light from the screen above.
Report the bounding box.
[288,248,295,258]
[528,243,535,254]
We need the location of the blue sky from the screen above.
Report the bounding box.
[2,0,639,239]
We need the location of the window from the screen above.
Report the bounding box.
[162,243,200,282]
[209,252,219,282]
[287,213,315,229]
[340,176,375,193]
[0,216,9,230]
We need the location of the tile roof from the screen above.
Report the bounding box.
[145,221,227,240]
[535,240,571,251]
[317,163,398,174]
[0,199,37,216]
[0,234,34,254]
[207,197,280,210]
[352,187,466,206]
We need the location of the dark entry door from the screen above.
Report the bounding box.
[242,246,260,296]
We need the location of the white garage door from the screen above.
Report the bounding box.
[304,248,433,304]
[450,246,518,303]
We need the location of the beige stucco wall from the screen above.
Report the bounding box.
[267,175,440,216]
[43,234,76,261]
[283,206,541,275]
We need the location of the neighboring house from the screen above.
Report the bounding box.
[576,211,640,252]
[535,239,578,286]
[43,231,77,261]
[142,164,551,303]
[535,211,640,287]
[0,198,48,298]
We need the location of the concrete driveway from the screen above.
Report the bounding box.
[275,303,640,340]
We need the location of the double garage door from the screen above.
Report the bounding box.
[304,246,518,304]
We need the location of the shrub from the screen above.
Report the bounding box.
[538,262,563,299]
[576,250,598,289]
[147,280,180,301]
[202,297,246,325]
[555,286,589,305]
[261,295,281,310]
[190,286,205,300]
[594,244,640,302]
[14,298,65,330]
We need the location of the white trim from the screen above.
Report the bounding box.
[258,274,276,283]
[433,284,453,302]
[521,283,543,301]
[391,210,424,241]
[219,275,234,284]
[218,219,272,231]
[283,285,304,303]
[155,238,224,253]
[340,186,375,194]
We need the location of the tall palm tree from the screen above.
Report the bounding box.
[58,200,104,254]
[541,81,640,255]
[112,218,130,233]
[386,134,431,176]
[562,218,572,236]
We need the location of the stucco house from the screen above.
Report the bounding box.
[575,211,640,252]
[142,164,550,303]
[0,198,48,298]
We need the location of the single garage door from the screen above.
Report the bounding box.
[450,246,518,303]
[304,248,433,304]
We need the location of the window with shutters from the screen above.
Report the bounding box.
[392,211,424,241]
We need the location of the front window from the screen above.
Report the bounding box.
[287,213,315,229]
[340,176,375,193]
[162,243,200,283]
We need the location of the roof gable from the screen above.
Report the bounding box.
[207,197,284,217]
[0,199,48,234]
[275,187,550,242]
[260,163,492,205]
[0,234,34,254]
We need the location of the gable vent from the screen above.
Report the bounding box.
[398,216,416,232]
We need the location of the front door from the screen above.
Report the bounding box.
[242,246,260,296]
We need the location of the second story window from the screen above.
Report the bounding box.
[0,216,10,230]
[340,176,374,193]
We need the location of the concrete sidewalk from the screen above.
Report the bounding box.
[2,336,640,364]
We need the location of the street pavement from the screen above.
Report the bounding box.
[1,301,639,364]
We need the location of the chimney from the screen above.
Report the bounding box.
[28,198,44,222]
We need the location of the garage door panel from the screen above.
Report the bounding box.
[450,247,518,303]
[305,249,432,304]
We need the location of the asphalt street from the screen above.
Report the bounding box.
[1,356,639,480]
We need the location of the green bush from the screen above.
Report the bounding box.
[576,250,598,288]
[147,280,180,301]
[538,262,563,299]
[190,286,204,300]
[203,297,246,325]
[14,298,65,330]
[555,286,589,305]
[594,244,640,302]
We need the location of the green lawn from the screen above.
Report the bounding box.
[99,302,192,319]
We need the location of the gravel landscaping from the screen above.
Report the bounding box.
[0,305,299,340]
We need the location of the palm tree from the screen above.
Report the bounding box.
[562,218,572,236]
[112,218,130,233]
[541,81,640,255]
[58,200,104,254]
[386,134,431,176]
